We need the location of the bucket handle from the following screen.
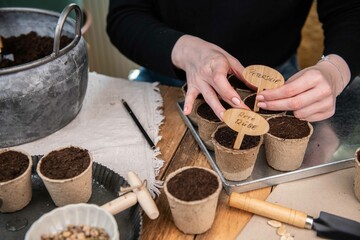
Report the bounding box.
[53,3,82,56]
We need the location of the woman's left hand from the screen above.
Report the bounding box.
[255,54,350,122]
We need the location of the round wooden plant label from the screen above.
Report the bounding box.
[243,65,284,112]
[223,109,269,149]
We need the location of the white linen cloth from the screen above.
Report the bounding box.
[17,72,164,196]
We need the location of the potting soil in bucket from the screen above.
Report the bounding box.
[0,4,88,147]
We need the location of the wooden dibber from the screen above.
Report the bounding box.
[229,192,309,228]
[243,65,285,112]
[102,171,160,220]
[223,109,269,149]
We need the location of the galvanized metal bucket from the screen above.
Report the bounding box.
[0,4,88,147]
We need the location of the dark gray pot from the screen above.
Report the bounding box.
[0,4,88,147]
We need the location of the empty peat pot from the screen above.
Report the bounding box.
[164,166,222,234]
[0,149,32,212]
[37,146,93,206]
[211,125,263,181]
[355,147,360,202]
[264,115,313,171]
[0,4,88,147]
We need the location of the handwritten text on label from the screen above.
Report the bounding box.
[249,68,282,84]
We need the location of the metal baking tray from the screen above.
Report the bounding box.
[177,78,360,194]
[1,158,141,240]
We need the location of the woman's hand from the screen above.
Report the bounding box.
[171,35,249,120]
[255,54,351,122]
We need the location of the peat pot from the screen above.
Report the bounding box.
[0,4,88,147]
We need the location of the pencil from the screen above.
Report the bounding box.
[121,99,156,150]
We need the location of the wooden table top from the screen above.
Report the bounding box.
[140,86,272,240]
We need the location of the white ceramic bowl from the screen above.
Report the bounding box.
[25,203,119,240]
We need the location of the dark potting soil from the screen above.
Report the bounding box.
[268,116,310,139]
[228,75,253,91]
[197,100,231,122]
[244,94,284,114]
[0,151,29,182]
[0,31,73,69]
[167,168,218,201]
[214,126,261,150]
[40,147,90,180]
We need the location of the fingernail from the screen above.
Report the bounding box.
[219,111,224,121]
[231,97,241,106]
[256,95,264,101]
[257,102,266,108]
[183,106,188,113]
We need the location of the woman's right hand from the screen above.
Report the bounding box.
[171,35,250,121]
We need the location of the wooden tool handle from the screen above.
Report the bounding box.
[127,171,160,220]
[229,192,308,228]
[101,192,137,215]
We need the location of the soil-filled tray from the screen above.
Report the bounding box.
[0,158,141,240]
[176,78,360,194]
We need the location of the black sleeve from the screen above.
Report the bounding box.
[106,0,185,79]
[317,0,360,81]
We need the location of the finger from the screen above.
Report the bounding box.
[183,84,201,115]
[257,87,324,111]
[197,80,227,120]
[257,71,317,101]
[292,97,335,120]
[209,58,249,110]
[295,107,335,122]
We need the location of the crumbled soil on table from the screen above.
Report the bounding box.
[244,94,284,114]
[0,151,29,182]
[167,168,218,201]
[0,31,73,68]
[214,126,261,150]
[268,116,310,139]
[40,147,90,180]
[228,75,253,91]
[197,100,231,122]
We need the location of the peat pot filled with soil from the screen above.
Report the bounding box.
[211,125,263,181]
[37,146,93,206]
[196,100,231,151]
[265,115,313,171]
[0,4,88,147]
[244,93,286,119]
[0,149,32,212]
[354,147,360,202]
[181,83,205,126]
[164,166,222,234]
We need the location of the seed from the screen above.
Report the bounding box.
[62,231,71,237]
[268,220,282,228]
[277,225,287,236]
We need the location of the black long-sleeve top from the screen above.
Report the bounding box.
[107,0,360,81]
